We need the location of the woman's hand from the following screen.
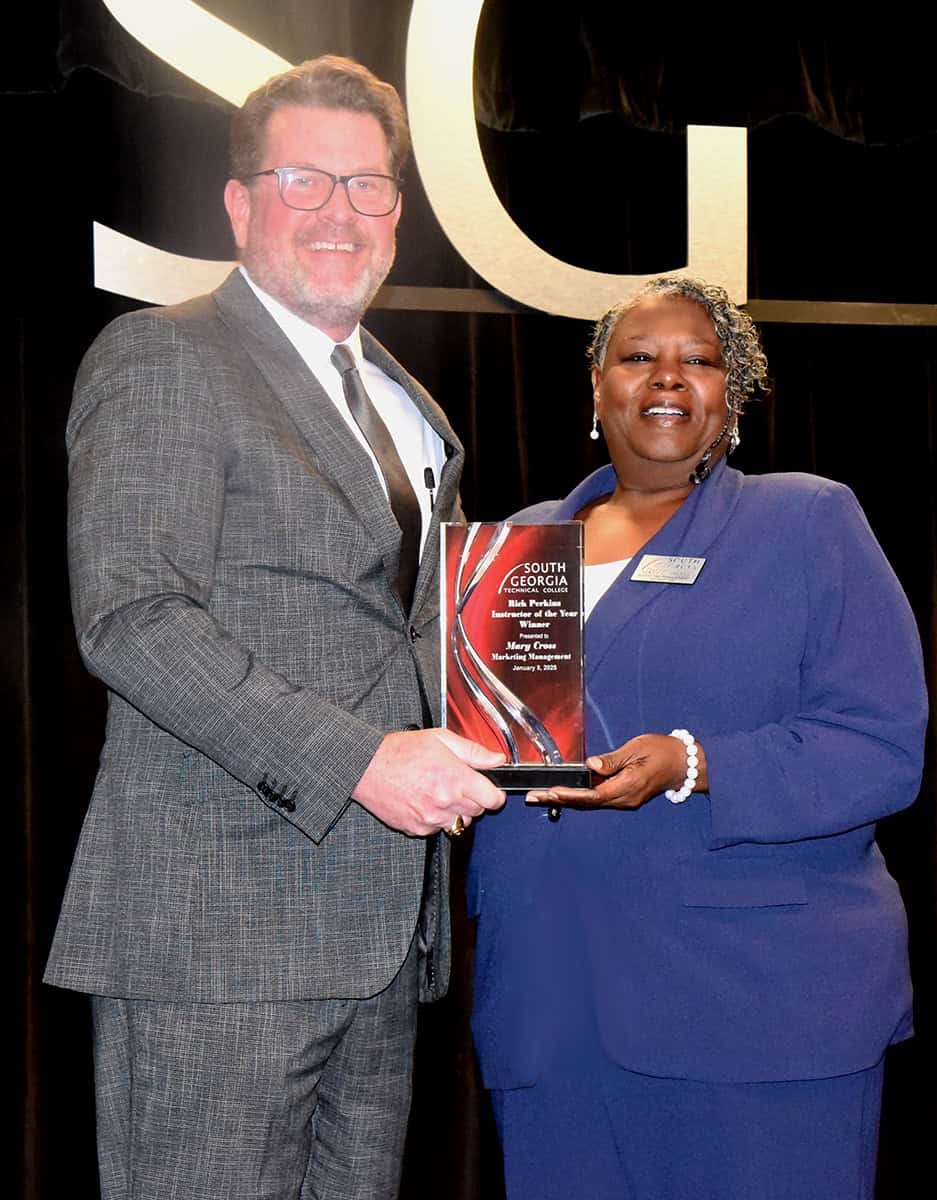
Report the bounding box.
[526,733,708,811]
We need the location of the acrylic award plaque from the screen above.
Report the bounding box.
[441,522,589,790]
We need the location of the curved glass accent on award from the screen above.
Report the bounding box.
[441,521,589,789]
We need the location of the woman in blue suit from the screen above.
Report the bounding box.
[468,277,927,1200]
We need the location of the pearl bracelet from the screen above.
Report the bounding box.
[665,728,699,804]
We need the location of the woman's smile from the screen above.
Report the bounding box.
[591,295,730,483]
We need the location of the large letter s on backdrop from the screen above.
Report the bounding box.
[100,0,290,104]
[96,0,747,316]
[95,0,287,303]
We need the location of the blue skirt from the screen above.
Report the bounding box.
[490,1053,884,1200]
[486,873,884,1200]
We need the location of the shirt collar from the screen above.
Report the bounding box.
[239,266,363,367]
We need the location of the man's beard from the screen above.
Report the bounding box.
[243,232,395,331]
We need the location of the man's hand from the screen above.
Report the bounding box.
[353,728,507,836]
[525,734,708,811]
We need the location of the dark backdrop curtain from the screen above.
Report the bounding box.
[10,3,936,1197]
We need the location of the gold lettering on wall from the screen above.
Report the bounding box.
[97,0,747,315]
[96,0,289,301]
[406,0,747,315]
[93,223,232,305]
[101,0,290,105]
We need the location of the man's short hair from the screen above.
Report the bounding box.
[230,55,412,181]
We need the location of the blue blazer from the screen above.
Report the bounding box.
[469,461,927,1087]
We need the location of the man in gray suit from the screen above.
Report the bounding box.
[46,56,505,1200]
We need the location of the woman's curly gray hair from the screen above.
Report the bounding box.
[588,276,769,413]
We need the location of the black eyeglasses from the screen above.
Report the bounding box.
[246,166,402,217]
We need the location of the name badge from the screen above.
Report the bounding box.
[631,554,706,585]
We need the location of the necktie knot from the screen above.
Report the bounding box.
[330,343,356,376]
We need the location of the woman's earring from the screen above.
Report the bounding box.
[589,410,600,441]
[689,447,714,485]
[729,424,741,453]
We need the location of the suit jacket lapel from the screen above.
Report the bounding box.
[211,272,418,602]
[554,461,744,675]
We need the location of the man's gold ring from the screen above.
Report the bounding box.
[446,814,465,837]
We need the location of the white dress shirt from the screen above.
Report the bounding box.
[240,268,447,555]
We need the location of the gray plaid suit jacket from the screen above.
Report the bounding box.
[45,269,463,1004]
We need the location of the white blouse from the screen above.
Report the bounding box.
[583,558,631,619]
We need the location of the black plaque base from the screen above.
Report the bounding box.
[482,763,592,791]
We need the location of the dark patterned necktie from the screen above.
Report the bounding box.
[330,343,422,610]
